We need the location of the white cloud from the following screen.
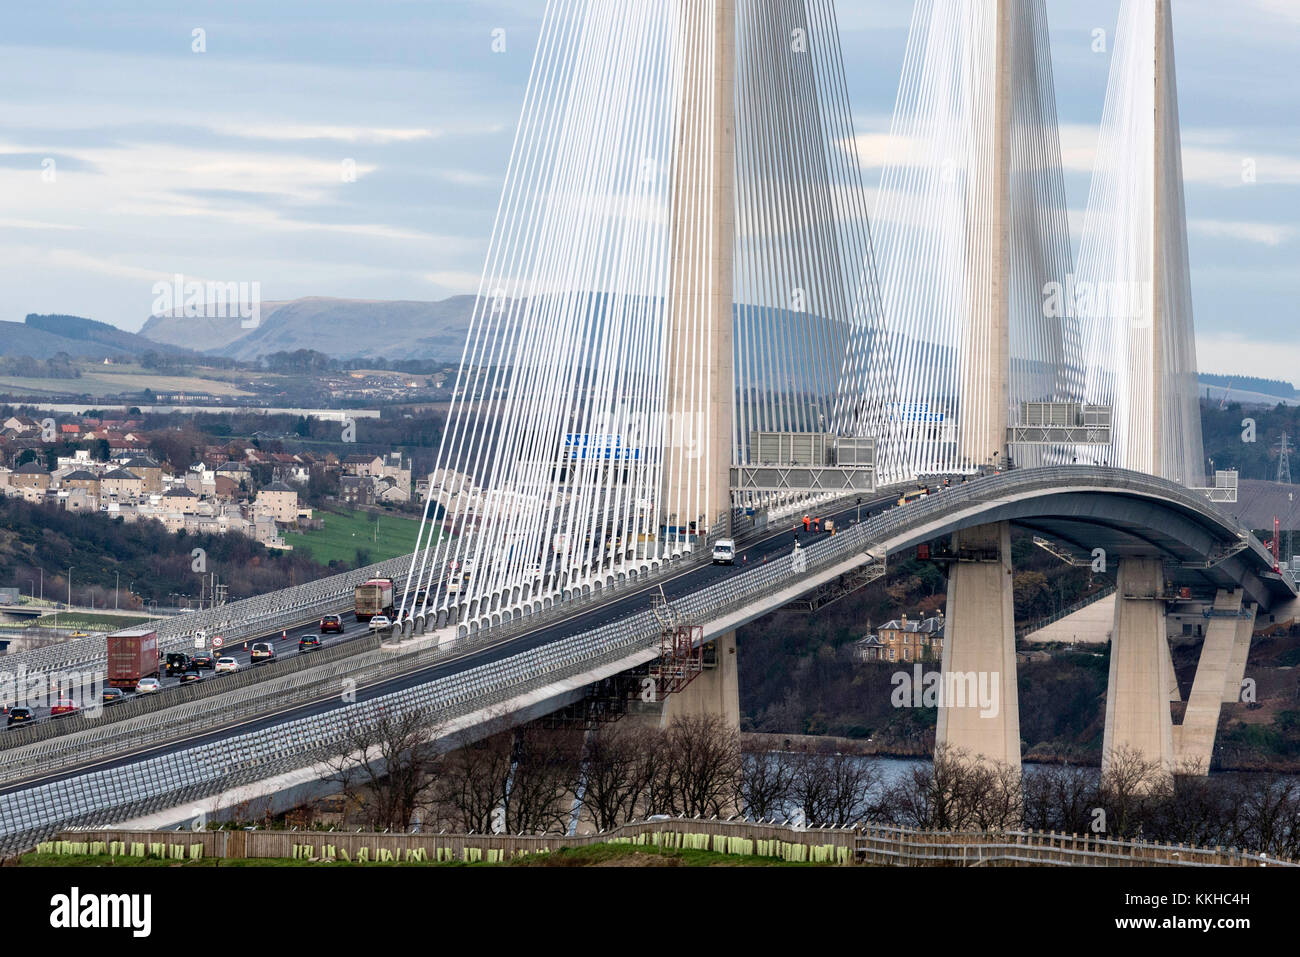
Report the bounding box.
[1196,332,1300,382]
[1189,219,1295,246]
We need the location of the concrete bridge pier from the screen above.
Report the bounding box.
[1222,601,1256,706]
[627,632,740,731]
[1102,558,1174,776]
[1175,590,1252,771]
[936,522,1020,768]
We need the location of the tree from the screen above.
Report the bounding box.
[505,725,584,834]
[581,725,658,831]
[321,707,444,831]
[738,749,795,821]
[662,714,742,817]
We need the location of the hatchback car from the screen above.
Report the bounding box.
[6,707,34,727]
[135,677,161,695]
[102,687,125,705]
[298,634,322,653]
[178,670,203,685]
[50,698,80,717]
[250,641,275,664]
[319,614,344,634]
[190,652,216,670]
[214,656,239,674]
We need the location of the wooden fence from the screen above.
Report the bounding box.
[44,819,1295,867]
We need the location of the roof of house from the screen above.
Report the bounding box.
[63,470,98,481]
[122,456,160,469]
[878,615,946,635]
[164,487,197,497]
[13,462,48,475]
[260,481,295,493]
[103,468,141,481]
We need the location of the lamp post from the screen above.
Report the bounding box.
[115,571,120,611]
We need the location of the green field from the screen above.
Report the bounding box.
[0,612,152,633]
[291,508,427,566]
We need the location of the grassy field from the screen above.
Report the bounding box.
[0,363,253,398]
[291,507,426,565]
[18,843,822,868]
[0,612,152,633]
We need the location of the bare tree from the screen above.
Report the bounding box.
[430,729,513,833]
[663,714,742,817]
[581,725,658,831]
[505,724,584,835]
[738,749,795,821]
[321,706,444,831]
[1096,746,1166,838]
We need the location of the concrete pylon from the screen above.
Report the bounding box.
[957,0,1012,470]
[1102,558,1174,775]
[1174,589,1244,772]
[662,0,734,542]
[1221,602,1256,705]
[627,634,741,731]
[937,522,1020,767]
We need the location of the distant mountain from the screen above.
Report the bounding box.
[138,296,477,362]
[0,314,193,360]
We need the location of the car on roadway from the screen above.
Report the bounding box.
[178,670,203,685]
[69,631,90,639]
[190,652,217,670]
[135,677,161,695]
[102,687,125,706]
[50,698,81,717]
[298,634,322,653]
[6,707,34,727]
[319,614,344,634]
[214,656,239,674]
[250,641,275,665]
[711,538,735,565]
[368,615,392,633]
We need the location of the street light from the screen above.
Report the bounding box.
[115,571,120,611]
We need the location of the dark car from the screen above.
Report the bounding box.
[250,641,275,665]
[164,652,192,677]
[178,670,203,685]
[102,687,125,706]
[298,634,322,653]
[319,615,344,634]
[190,652,216,670]
[6,707,34,727]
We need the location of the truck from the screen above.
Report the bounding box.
[354,578,395,622]
[107,628,160,689]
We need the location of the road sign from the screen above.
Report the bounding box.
[212,635,224,649]
[193,630,206,649]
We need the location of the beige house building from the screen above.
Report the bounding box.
[255,482,310,523]
[101,468,145,501]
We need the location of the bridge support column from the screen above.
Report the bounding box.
[1174,590,1250,772]
[936,522,1020,767]
[1221,602,1256,705]
[1103,558,1174,776]
[628,633,740,731]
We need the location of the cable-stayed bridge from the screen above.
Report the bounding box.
[0,0,1288,851]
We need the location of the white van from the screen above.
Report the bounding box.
[711,539,736,565]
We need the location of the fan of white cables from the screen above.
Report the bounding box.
[856,0,1080,484]
[1075,0,1204,485]
[401,0,890,629]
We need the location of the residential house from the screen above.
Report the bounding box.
[101,468,145,502]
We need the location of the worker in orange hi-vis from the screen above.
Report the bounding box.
[803,515,810,532]
[813,517,821,533]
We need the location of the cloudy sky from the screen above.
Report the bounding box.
[2,0,1297,378]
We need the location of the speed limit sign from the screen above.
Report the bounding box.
[212,635,224,650]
